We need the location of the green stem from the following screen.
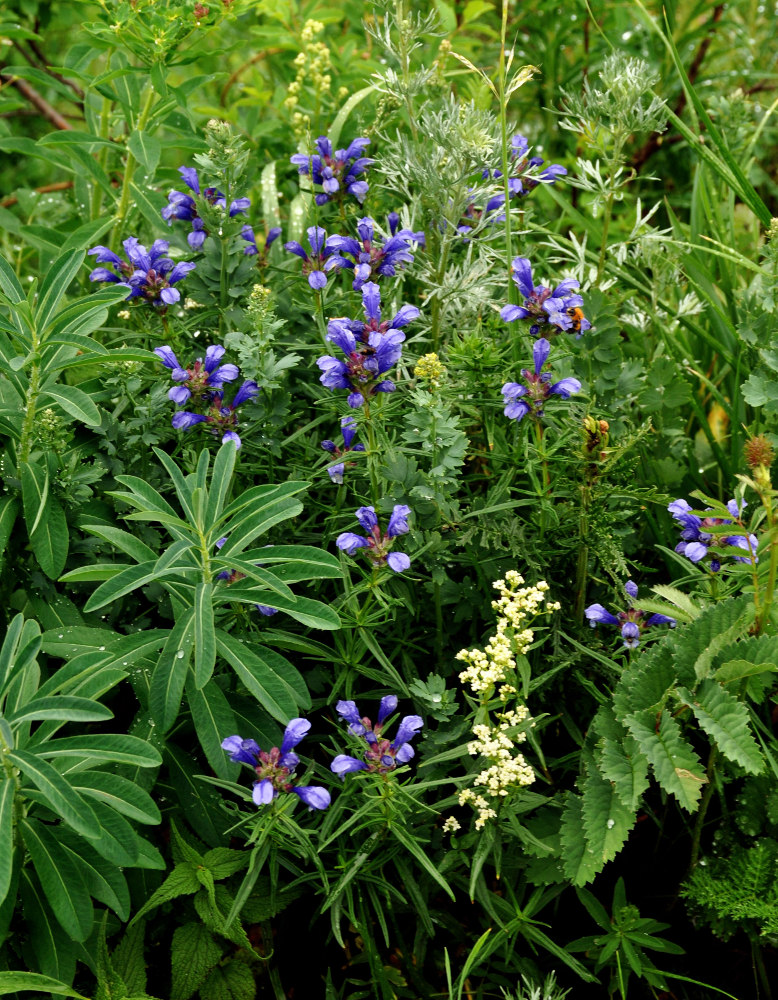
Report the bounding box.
[688,746,718,874]
[395,0,419,143]
[260,920,286,1000]
[112,83,156,243]
[755,486,778,634]
[532,419,550,491]
[363,399,381,506]
[91,93,113,221]
[574,485,591,625]
[497,0,515,322]
[18,335,41,464]
[219,234,230,336]
[595,189,615,285]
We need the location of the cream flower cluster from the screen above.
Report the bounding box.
[456,707,536,828]
[456,570,559,698]
[284,20,332,136]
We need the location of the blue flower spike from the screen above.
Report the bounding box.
[585,580,676,650]
[336,504,412,573]
[331,697,423,777]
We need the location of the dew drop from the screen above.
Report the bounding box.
[176,649,185,659]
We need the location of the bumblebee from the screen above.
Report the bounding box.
[567,306,587,334]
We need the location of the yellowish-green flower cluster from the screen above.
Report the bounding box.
[284,20,332,138]
[456,570,559,699]
[414,352,446,387]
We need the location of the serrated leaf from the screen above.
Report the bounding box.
[624,710,706,812]
[596,735,649,810]
[170,923,223,1000]
[111,921,148,997]
[672,596,753,685]
[715,658,778,687]
[677,680,763,773]
[200,961,255,1000]
[202,848,247,880]
[580,765,635,867]
[130,864,201,925]
[560,794,601,886]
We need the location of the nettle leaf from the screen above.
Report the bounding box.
[170,923,223,1000]
[612,648,675,718]
[130,864,201,925]
[625,710,707,812]
[596,733,649,811]
[676,681,763,774]
[200,959,255,1000]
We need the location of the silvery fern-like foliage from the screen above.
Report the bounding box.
[558,53,668,160]
[501,973,570,1000]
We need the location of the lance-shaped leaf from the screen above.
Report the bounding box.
[20,818,93,941]
[7,750,100,838]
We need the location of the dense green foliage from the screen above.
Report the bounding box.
[1,0,778,997]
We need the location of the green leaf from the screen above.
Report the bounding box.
[130,863,201,925]
[624,710,707,812]
[149,611,195,733]
[219,587,340,630]
[40,385,101,426]
[30,496,68,580]
[20,818,93,941]
[199,960,255,1000]
[8,750,100,838]
[205,441,236,526]
[170,923,223,1000]
[596,734,649,811]
[677,680,763,773]
[0,972,88,998]
[0,777,14,907]
[561,794,602,886]
[33,734,162,768]
[84,560,179,612]
[6,695,113,724]
[81,524,157,563]
[34,250,84,333]
[19,460,49,536]
[111,920,148,996]
[0,498,18,569]
[73,770,161,825]
[59,833,130,921]
[215,632,297,722]
[127,131,161,175]
[188,678,236,780]
[194,583,216,689]
[581,764,636,867]
[389,823,454,901]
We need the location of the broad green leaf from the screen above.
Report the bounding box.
[84,560,187,612]
[624,710,707,812]
[0,778,14,906]
[127,130,161,174]
[0,498,18,569]
[596,735,649,811]
[560,794,602,886]
[58,832,130,921]
[20,818,93,941]
[152,448,196,523]
[199,961,254,1000]
[170,923,223,1000]
[30,495,68,580]
[188,677,236,780]
[205,442,237,525]
[677,680,763,773]
[34,250,84,333]
[194,583,216,689]
[715,658,778,686]
[581,764,635,867]
[218,586,340,630]
[0,253,26,304]
[130,863,201,924]
[149,611,195,733]
[219,497,305,555]
[73,770,161,825]
[0,972,87,998]
[79,796,140,867]
[19,460,49,536]
[81,524,157,563]
[39,385,101,427]
[216,632,297,722]
[33,734,162,768]
[7,750,100,838]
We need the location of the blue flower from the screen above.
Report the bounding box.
[241,225,282,257]
[284,226,338,289]
[154,344,239,405]
[501,338,581,422]
[88,238,196,307]
[162,165,250,248]
[500,257,590,337]
[316,282,420,408]
[668,498,758,572]
[324,216,423,290]
[336,504,412,573]
[321,415,366,483]
[482,134,567,202]
[331,697,423,776]
[171,379,259,449]
[291,136,373,206]
[222,722,329,810]
[585,580,676,649]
